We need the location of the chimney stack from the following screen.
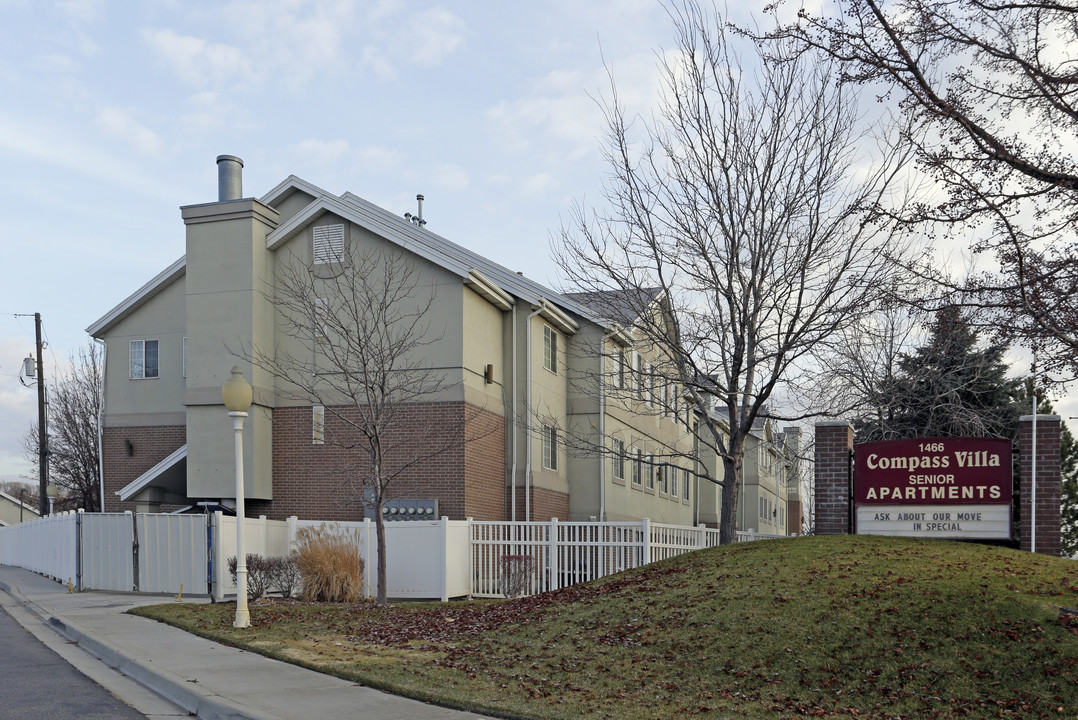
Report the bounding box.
[216,155,244,201]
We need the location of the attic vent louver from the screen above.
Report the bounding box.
[313,224,345,264]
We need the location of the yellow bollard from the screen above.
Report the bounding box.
[176,584,183,602]
[67,578,73,594]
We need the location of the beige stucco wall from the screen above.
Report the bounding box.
[183,199,279,500]
[100,275,187,427]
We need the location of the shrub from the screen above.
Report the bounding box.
[268,555,301,599]
[227,554,272,601]
[500,554,535,598]
[293,523,364,603]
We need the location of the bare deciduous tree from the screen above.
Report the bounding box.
[247,245,473,605]
[767,0,1078,381]
[22,343,102,512]
[556,1,912,544]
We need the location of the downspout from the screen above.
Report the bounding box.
[509,306,518,521]
[94,337,107,513]
[598,329,620,522]
[524,305,544,522]
[1031,384,1037,554]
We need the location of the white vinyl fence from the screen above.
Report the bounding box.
[2,512,790,601]
[470,519,724,597]
[0,511,207,594]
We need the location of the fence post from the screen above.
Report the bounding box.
[548,518,559,592]
[287,516,298,550]
[75,510,84,592]
[697,523,707,550]
[128,511,140,592]
[641,517,651,566]
[212,511,225,602]
[465,517,474,600]
[439,516,449,603]
[363,517,373,600]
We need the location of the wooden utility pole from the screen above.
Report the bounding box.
[35,312,48,516]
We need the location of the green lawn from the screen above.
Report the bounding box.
[132,535,1078,719]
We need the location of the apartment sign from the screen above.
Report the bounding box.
[854,437,1012,540]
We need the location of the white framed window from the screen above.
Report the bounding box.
[129,339,159,379]
[669,465,678,498]
[682,468,690,501]
[634,353,643,399]
[612,438,625,480]
[632,448,642,486]
[645,455,655,490]
[542,424,558,471]
[543,325,558,374]
[612,346,625,389]
[312,405,325,445]
[659,463,669,495]
[644,362,652,406]
[313,224,345,264]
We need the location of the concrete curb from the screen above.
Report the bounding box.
[0,575,267,720]
[46,614,271,720]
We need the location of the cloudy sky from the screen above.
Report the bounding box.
[0,0,1073,484]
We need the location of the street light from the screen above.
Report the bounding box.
[222,366,253,629]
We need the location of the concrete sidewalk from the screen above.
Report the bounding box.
[0,566,492,720]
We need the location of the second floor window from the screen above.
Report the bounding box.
[130,339,159,379]
[542,424,558,471]
[543,325,558,374]
[612,438,625,480]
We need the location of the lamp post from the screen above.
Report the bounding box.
[222,366,253,628]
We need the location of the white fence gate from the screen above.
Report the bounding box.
[0,511,207,594]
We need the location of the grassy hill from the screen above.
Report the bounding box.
[134,535,1078,719]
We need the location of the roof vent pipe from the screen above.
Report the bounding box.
[216,155,244,202]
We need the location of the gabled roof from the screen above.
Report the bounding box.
[86,174,619,339]
[86,256,187,337]
[563,287,665,327]
[117,444,187,501]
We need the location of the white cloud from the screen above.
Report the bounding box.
[358,145,403,171]
[519,172,558,196]
[142,28,254,90]
[405,7,466,66]
[59,0,102,23]
[98,107,164,155]
[293,138,353,165]
[361,45,397,81]
[429,163,469,191]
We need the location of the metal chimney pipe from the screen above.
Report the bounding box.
[416,194,425,226]
[216,155,244,201]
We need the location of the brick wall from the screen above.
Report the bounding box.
[814,422,852,535]
[101,425,186,513]
[1019,415,1062,556]
[253,401,505,521]
[463,406,507,520]
[513,486,570,522]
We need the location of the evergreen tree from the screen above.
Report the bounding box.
[856,306,1023,442]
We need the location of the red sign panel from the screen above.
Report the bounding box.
[854,437,1012,506]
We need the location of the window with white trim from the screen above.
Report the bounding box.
[634,353,642,399]
[682,468,690,500]
[631,448,642,486]
[542,424,558,471]
[130,339,159,379]
[543,325,558,374]
[645,455,655,490]
[669,465,678,498]
[614,346,626,389]
[312,405,325,445]
[612,438,625,480]
[659,463,668,494]
[313,224,345,264]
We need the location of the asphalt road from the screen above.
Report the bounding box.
[0,605,147,720]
